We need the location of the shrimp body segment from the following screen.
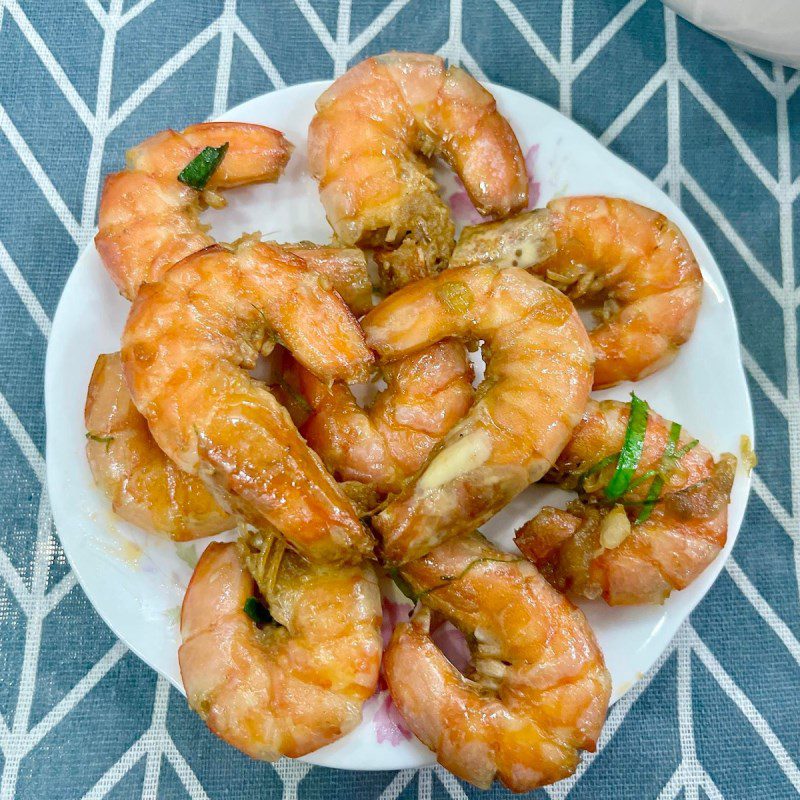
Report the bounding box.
[281,243,373,317]
[180,540,382,760]
[309,52,528,291]
[451,197,703,388]
[85,352,233,540]
[96,122,292,300]
[361,265,594,564]
[121,239,375,563]
[515,399,737,605]
[385,532,611,791]
[283,340,474,497]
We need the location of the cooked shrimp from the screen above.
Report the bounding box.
[281,340,474,500]
[515,399,737,605]
[384,531,611,791]
[121,238,375,563]
[360,264,593,564]
[309,52,528,292]
[451,197,703,388]
[179,534,382,759]
[95,122,292,300]
[85,353,233,540]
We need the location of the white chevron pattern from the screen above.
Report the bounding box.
[0,0,797,797]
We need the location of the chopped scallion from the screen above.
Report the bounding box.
[243,596,272,626]
[636,421,681,523]
[178,142,229,189]
[605,393,649,500]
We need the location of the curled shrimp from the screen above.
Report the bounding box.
[179,532,382,760]
[280,340,474,500]
[309,52,528,292]
[360,264,593,564]
[84,241,368,541]
[85,352,233,540]
[95,122,292,300]
[384,531,611,791]
[121,238,375,563]
[515,399,737,605]
[451,197,703,388]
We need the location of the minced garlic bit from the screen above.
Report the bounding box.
[201,188,227,209]
[417,429,492,492]
[740,434,757,475]
[599,504,631,550]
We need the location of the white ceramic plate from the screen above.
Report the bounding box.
[664,0,800,67]
[45,81,753,771]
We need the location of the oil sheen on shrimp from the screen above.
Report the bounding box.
[179,535,382,760]
[451,197,703,388]
[309,52,528,292]
[85,352,233,540]
[121,238,375,563]
[515,399,737,605]
[84,241,370,541]
[360,264,593,564]
[281,340,474,499]
[95,122,292,300]
[385,531,611,791]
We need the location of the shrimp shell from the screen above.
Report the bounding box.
[121,239,375,563]
[361,264,593,564]
[451,198,704,388]
[309,52,528,292]
[385,532,611,791]
[515,399,737,604]
[179,540,382,759]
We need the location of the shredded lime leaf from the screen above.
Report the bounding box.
[243,596,273,626]
[178,142,229,189]
[605,393,649,500]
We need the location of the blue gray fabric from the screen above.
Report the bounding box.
[0,1,798,797]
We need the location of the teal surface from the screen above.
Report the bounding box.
[0,1,798,797]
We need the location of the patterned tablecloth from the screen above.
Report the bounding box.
[0,1,798,798]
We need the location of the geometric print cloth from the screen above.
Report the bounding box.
[0,1,798,798]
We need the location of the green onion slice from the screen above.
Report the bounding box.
[605,393,649,500]
[636,421,681,523]
[243,596,272,626]
[178,142,229,189]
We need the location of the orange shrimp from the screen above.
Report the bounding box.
[309,52,527,292]
[121,238,375,563]
[360,264,593,564]
[515,399,737,605]
[280,340,474,499]
[385,531,611,791]
[180,534,382,760]
[451,197,703,388]
[85,352,233,540]
[95,122,292,300]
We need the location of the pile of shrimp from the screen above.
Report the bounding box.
[82,51,740,792]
